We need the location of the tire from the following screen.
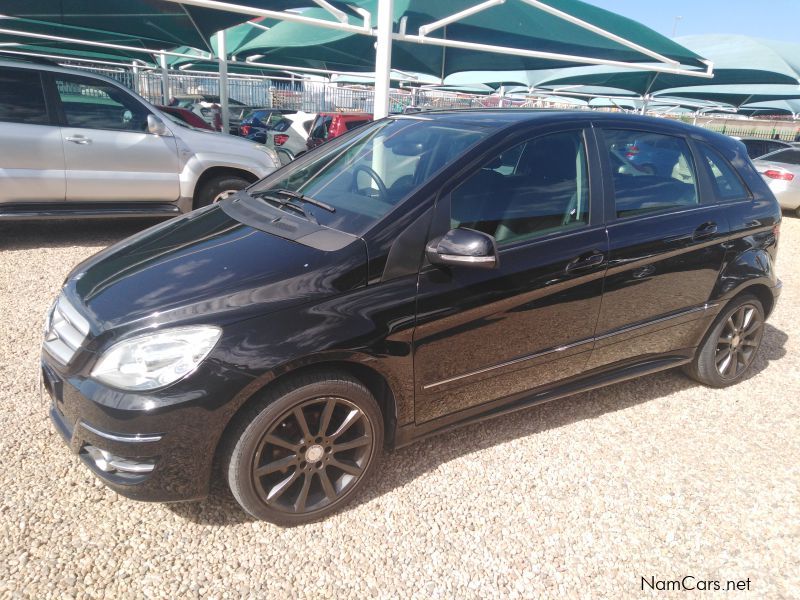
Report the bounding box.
[222,371,384,526]
[684,294,765,388]
[194,174,251,209]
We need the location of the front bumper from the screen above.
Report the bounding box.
[42,357,248,502]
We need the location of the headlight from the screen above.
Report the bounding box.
[254,144,280,167]
[91,326,222,391]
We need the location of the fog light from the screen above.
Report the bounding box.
[83,445,156,474]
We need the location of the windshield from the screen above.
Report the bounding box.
[248,117,488,234]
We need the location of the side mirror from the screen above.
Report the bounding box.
[425,228,499,269]
[147,114,171,136]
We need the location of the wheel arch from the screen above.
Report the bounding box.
[212,358,400,472]
[192,167,259,209]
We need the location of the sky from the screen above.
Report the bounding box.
[585,0,799,42]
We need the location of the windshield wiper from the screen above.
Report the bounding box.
[250,191,319,224]
[271,188,336,213]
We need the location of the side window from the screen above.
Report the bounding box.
[345,119,370,131]
[602,129,698,219]
[698,143,749,201]
[55,76,149,132]
[764,149,800,166]
[310,116,332,140]
[450,130,589,246]
[0,68,49,125]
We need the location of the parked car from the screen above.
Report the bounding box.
[0,59,280,218]
[42,111,782,525]
[238,108,295,137]
[172,95,254,134]
[156,105,214,130]
[260,111,317,162]
[306,111,372,150]
[622,137,686,177]
[735,137,796,160]
[753,147,800,216]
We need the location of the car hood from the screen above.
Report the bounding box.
[64,205,367,332]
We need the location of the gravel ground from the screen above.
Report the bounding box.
[1,217,798,599]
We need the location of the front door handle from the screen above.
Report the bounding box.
[65,136,92,145]
[693,221,718,240]
[565,251,605,274]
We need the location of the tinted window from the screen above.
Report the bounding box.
[764,149,800,166]
[0,68,48,125]
[272,119,292,132]
[742,140,765,159]
[345,119,370,131]
[309,115,332,140]
[451,130,589,246]
[699,144,749,201]
[603,130,698,219]
[55,76,149,132]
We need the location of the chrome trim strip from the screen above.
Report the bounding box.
[439,254,495,264]
[421,303,719,391]
[594,303,718,342]
[422,337,593,391]
[80,421,163,443]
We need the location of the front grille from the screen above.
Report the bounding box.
[43,295,90,365]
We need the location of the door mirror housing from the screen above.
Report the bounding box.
[147,114,172,136]
[426,228,499,269]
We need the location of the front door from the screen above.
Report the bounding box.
[50,73,180,202]
[413,127,608,423]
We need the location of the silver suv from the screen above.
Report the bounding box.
[0,59,280,219]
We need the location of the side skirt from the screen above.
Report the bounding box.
[393,350,694,448]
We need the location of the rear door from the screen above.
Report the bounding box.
[0,66,65,205]
[49,73,180,203]
[588,125,731,371]
[413,124,608,423]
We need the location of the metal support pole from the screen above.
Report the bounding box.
[131,62,139,94]
[373,0,394,119]
[159,53,169,104]
[218,30,230,134]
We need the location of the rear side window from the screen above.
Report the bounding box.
[55,75,149,132]
[310,115,332,140]
[272,118,292,132]
[602,129,698,219]
[763,149,800,165]
[345,119,370,131]
[698,143,749,201]
[0,68,49,125]
[451,130,589,246]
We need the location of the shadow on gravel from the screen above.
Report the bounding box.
[170,325,788,527]
[0,219,162,251]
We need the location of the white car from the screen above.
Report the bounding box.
[0,58,280,219]
[264,112,317,164]
[753,148,800,216]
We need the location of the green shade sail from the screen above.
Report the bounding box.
[655,85,800,108]
[739,99,800,116]
[229,0,707,78]
[0,2,357,53]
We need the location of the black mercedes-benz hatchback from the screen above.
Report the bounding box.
[42,111,782,525]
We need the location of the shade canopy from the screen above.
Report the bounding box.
[739,99,800,117]
[0,1,358,53]
[654,85,800,108]
[228,0,708,78]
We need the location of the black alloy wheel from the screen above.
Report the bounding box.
[224,372,383,525]
[714,303,763,380]
[252,397,373,514]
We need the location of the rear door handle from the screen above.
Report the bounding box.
[65,136,92,145]
[565,251,605,273]
[692,221,718,240]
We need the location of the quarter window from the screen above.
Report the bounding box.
[0,68,48,125]
[55,76,149,132]
[763,149,800,166]
[698,144,749,201]
[603,130,698,218]
[450,130,590,246]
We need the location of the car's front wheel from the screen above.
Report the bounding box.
[684,294,765,387]
[223,372,383,525]
[195,174,251,209]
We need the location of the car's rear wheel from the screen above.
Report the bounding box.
[223,372,383,525]
[195,174,251,209]
[684,294,765,387]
